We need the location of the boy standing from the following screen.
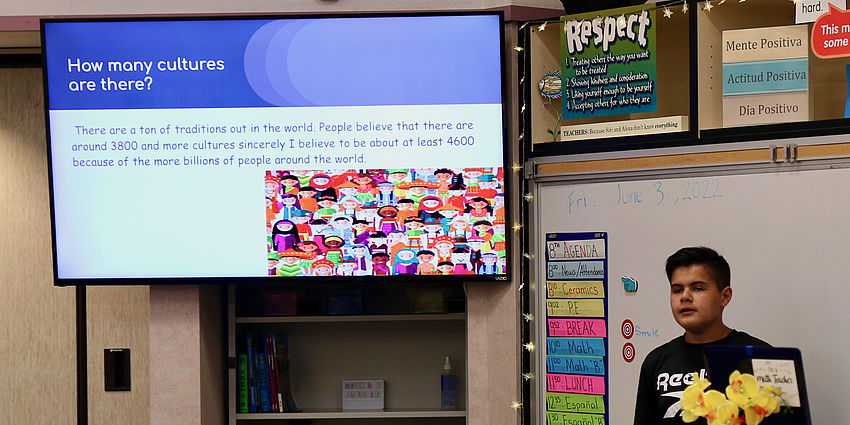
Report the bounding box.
[633,247,769,425]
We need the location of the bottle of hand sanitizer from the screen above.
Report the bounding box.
[441,355,456,410]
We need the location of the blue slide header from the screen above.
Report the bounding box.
[43,15,504,110]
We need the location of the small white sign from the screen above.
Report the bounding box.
[559,115,688,141]
[342,379,384,410]
[796,0,846,24]
[751,359,801,407]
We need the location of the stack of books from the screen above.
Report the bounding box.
[238,333,299,413]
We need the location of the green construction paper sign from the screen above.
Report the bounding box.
[560,4,657,119]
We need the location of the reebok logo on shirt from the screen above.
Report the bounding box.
[656,368,705,391]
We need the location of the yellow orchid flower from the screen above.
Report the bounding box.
[705,397,743,425]
[742,386,783,425]
[693,372,712,391]
[726,371,759,407]
[681,373,714,422]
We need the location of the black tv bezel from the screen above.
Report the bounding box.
[41,11,513,287]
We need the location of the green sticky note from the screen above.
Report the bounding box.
[547,392,605,414]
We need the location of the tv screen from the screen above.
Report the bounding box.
[41,13,510,284]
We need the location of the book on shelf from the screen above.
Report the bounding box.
[264,335,279,413]
[256,351,273,413]
[273,333,299,412]
[237,354,249,413]
[241,332,299,414]
[245,333,258,413]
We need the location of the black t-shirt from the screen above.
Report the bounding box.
[633,330,770,425]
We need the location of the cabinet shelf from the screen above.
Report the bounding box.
[236,313,466,324]
[229,285,467,424]
[236,408,466,420]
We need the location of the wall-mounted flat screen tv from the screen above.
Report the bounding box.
[41,13,510,285]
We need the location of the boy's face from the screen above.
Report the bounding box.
[669,264,731,335]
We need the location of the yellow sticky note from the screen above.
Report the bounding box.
[546,299,605,317]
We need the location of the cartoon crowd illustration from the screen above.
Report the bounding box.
[266,167,507,277]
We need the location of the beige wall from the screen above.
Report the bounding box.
[0,67,77,424]
[0,2,536,423]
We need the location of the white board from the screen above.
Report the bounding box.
[534,166,850,424]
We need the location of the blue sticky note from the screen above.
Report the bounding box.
[547,355,606,375]
[547,337,606,356]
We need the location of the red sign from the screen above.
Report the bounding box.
[813,4,850,58]
[621,319,634,339]
[622,343,636,363]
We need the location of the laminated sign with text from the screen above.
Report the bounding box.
[560,5,657,120]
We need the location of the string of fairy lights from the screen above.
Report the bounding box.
[515,0,809,40]
[510,0,811,416]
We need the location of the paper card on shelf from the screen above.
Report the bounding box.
[342,379,384,410]
[751,359,801,407]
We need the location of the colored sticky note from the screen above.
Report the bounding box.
[545,239,606,260]
[547,373,606,395]
[547,355,605,375]
[546,392,605,414]
[547,319,607,338]
[547,411,605,425]
[546,281,605,298]
[547,337,606,356]
[546,260,605,280]
[547,299,605,317]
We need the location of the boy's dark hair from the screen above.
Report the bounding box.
[665,246,731,290]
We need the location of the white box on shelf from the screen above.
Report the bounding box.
[342,379,385,410]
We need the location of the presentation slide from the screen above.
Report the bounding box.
[43,15,507,280]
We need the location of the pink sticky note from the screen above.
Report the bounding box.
[547,318,607,337]
[547,373,606,395]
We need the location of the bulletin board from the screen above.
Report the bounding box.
[530,154,850,424]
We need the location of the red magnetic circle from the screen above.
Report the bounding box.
[622,343,636,363]
[621,319,634,339]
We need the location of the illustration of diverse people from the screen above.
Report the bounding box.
[266,168,506,277]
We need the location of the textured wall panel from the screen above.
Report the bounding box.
[0,68,77,425]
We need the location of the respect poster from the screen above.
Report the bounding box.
[560,5,657,120]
